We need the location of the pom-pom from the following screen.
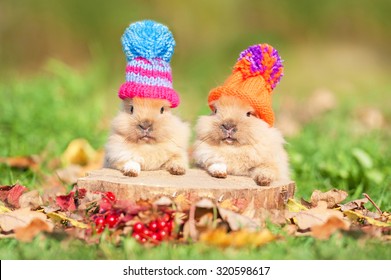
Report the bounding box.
[234,44,283,91]
[121,20,176,62]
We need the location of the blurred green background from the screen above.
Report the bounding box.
[2,0,390,115]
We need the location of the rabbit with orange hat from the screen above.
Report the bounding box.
[104,20,190,177]
[192,44,290,186]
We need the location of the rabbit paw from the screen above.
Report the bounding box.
[166,161,186,175]
[122,161,141,177]
[252,169,275,186]
[208,163,227,178]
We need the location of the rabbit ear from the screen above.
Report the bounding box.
[121,20,176,62]
[234,44,284,91]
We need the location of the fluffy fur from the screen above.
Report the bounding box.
[192,96,290,186]
[104,97,190,176]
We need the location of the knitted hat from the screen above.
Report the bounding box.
[118,20,179,108]
[208,44,284,126]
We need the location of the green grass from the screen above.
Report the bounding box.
[0,53,390,259]
[1,234,390,260]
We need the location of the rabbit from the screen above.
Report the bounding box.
[192,95,290,186]
[104,97,190,177]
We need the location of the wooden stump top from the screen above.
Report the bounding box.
[77,168,295,211]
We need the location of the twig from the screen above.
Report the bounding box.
[363,193,382,215]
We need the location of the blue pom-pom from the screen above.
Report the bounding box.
[121,20,176,62]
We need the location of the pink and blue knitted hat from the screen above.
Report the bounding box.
[118,20,179,108]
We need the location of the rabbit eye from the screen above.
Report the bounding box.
[160,107,165,114]
[130,105,134,114]
[246,112,252,117]
[214,109,217,114]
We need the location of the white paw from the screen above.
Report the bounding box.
[208,163,227,178]
[123,161,141,177]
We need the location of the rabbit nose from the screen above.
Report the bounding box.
[221,122,237,133]
[138,120,153,131]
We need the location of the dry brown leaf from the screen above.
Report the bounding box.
[311,189,348,208]
[19,190,43,209]
[218,207,258,231]
[288,201,345,230]
[339,198,369,211]
[14,218,53,242]
[0,155,40,171]
[0,208,50,232]
[311,216,350,240]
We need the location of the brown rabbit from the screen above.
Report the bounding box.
[192,95,290,186]
[104,97,190,176]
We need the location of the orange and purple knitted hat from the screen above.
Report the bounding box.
[208,44,284,126]
[118,20,179,107]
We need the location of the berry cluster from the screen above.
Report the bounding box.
[132,213,174,244]
[93,192,119,233]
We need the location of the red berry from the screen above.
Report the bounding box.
[96,225,105,234]
[166,220,173,231]
[105,192,116,202]
[151,233,162,241]
[140,237,147,244]
[149,221,158,232]
[158,230,168,240]
[157,219,167,230]
[133,222,145,233]
[142,228,151,237]
[132,232,141,240]
[95,216,106,227]
[105,213,119,228]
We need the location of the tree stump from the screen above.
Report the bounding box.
[77,168,295,212]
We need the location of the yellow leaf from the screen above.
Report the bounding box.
[0,205,11,213]
[200,228,276,248]
[344,210,391,227]
[47,212,89,229]
[287,198,308,212]
[61,138,97,166]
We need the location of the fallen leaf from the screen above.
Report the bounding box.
[19,190,43,209]
[46,212,89,229]
[288,201,345,230]
[0,155,40,171]
[0,185,13,201]
[339,198,369,211]
[55,165,83,185]
[153,196,173,207]
[61,138,97,166]
[0,205,11,213]
[311,216,350,240]
[218,207,258,231]
[0,208,49,232]
[344,210,391,227]
[200,228,276,248]
[310,189,348,208]
[14,218,53,242]
[287,198,308,212]
[56,192,76,211]
[6,184,27,208]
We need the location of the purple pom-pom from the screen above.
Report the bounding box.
[235,44,284,90]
